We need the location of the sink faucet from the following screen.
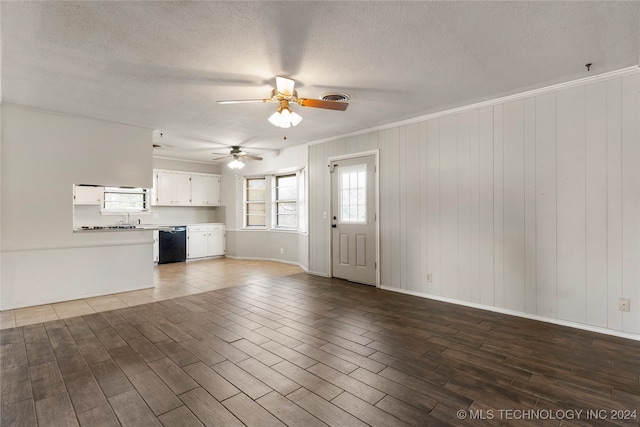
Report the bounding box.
[119,212,131,225]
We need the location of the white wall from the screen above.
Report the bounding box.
[222,145,309,270]
[1,105,154,309]
[0,6,3,310]
[153,157,222,174]
[308,70,640,338]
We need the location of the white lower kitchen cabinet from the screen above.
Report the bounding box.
[207,224,226,257]
[187,225,208,259]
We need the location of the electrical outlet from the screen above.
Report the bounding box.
[619,298,630,312]
[426,273,432,283]
[280,248,284,254]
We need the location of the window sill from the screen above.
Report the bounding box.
[101,211,151,216]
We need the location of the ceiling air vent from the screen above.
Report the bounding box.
[321,93,351,102]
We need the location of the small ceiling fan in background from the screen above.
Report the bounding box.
[218,76,349,128]
[212,145,263,169]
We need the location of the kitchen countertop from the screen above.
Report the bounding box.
[73,225,180,232]
[72,223,225,233]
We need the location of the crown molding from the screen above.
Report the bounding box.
[308,65,640,147]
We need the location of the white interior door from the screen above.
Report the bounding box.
[331,154,377,286]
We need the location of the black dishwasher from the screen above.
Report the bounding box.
[158,226,187,264]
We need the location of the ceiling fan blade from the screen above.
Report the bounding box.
[211,154,231,161]
[241,155,263,161]
[217,99,269,104]
[298,98,349,111]
[275,76,295,96]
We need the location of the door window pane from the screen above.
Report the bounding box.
[339,164,367,223]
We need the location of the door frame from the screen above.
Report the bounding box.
[328,150,380,287]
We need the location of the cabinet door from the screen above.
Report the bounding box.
[208,176,221,206]
[175,173,192,205]
[187,232,208,258]
[155,172,175,205]
[207,226,226,256]
[190,175,207,205]
[74,185,104,205]
[192,174,220,205]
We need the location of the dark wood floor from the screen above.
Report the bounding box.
[1,271,639,426]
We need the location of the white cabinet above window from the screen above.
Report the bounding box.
[153,169,220,206]
[73,185,104,205]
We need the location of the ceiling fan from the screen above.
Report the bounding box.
[218,76,349,128]
[212,146,263,169]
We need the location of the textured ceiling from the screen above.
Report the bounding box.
[2,1,639,163]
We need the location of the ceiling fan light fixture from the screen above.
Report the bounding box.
[268,110,288,128]
[290,111,303,126]
[280,107,292,126]
[268,101,303,129]
[228,157,245,169]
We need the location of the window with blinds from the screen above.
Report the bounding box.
[245,177,266,227]
[103,187,149,212]
[274,174,297,229]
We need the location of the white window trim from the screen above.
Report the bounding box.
[272,173,298,230]
[244,176,267,229]
[241,168,307,234]
[298,168,307,234]
[101,187,150,214]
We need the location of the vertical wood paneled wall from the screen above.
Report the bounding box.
[308,71,640,336]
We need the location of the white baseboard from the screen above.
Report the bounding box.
[380,286,640,342]
[306,270,332,278]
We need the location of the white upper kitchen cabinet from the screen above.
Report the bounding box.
[191,174,221,206]
[153,169,221,206]
[73,185,104,205]
[154,170,191,205]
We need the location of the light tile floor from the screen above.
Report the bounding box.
[0,258,303,330]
